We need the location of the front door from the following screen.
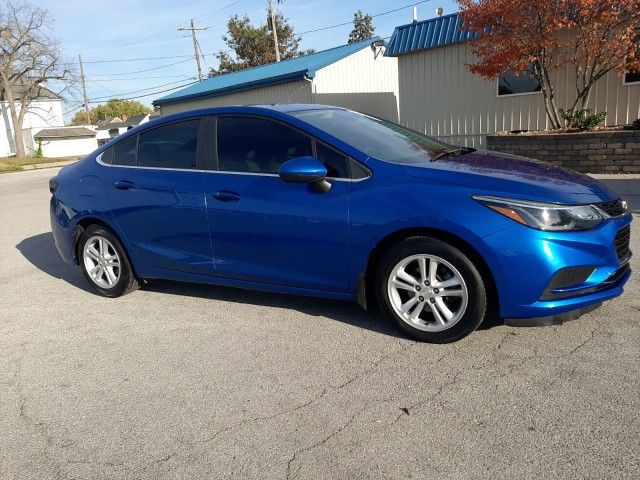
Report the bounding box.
[205,115,350,292]
[102,118,213,275]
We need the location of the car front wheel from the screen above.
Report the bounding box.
[376,237,487,343]
[79,225,139,297]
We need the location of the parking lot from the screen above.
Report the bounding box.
[1,168,639,480]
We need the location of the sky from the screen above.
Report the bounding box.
[31,0,459,119]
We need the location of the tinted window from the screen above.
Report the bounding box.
[498,72,541,96]
[113,135,137,166]
[100,147,113,165]
[292,109,455,165]
[315,142,348,178]
[625,70,640,84]
[217,116,312,174]
[138,119,200,170]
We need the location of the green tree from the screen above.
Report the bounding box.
[209,14,313,77]
[348,10,375,43]
[70,98,152,125]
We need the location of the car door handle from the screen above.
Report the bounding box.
[114,180,136,190]
[213,190,241,202]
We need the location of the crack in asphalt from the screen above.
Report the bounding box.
[562,329,597,357]
[495,331,518,351]
[285,405,367,480]
[132,340,416,476]
[12,344,69,480]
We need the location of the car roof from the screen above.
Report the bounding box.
[93,104,349,156]
[153,103,342,123]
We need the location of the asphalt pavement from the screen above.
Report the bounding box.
[1,168,639,480]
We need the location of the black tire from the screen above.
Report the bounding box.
[375,236,487,343]
[78,225,139,297]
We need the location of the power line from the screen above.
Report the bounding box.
[81,54,193,64]
[73,0,423,82]
[89,78,197,101]
[63,104,84,116]
[89,74,195,82]
[86,58,193,77]
[297,0,432,36]
[87,81,199,103]
[98,0,245,51]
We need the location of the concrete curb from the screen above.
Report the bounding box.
[20,160,77,171]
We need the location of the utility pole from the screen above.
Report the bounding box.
[268,0,281,62]
[179,19,207,81]
[78,54,91,124]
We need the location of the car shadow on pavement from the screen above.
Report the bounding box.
[16,232,94,293]
[17,232,502,339]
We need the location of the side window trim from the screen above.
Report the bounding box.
[194,117,207,171]
[97,117,205,171]
[205,116,218,171]
[313,138,372,181]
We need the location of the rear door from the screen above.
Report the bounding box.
[204,115,351,292]
[100,118,213,275]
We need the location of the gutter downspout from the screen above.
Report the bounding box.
[303,76,315,104]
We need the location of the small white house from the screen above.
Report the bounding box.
[29,127,97,158]
[0,86,64,157]
[95,114,152,146]
[154,37,400,122]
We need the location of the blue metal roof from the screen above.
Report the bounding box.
[154,37,381,106]
[385,13,477,57]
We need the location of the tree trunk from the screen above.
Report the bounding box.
[533,58,562,129]
[3,87,26,158]
[541,65,562,129]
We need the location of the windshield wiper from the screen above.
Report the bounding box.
[431,148,465,161]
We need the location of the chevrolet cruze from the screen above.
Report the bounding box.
[49,105,632,343]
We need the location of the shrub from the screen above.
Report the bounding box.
[559,108,607,130]
[33,139,43,158]
[624,118,640,130]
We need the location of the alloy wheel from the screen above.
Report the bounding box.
[83,235,121,289]
[386,254,469,332]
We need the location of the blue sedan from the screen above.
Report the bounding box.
[49,105,632,342]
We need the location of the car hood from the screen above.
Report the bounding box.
[401,149,619,204]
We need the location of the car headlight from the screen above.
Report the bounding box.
[473,195,603,231]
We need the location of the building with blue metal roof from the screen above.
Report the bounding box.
[385,13,478,57]
[384,13,639,147]
[154,37,400,122]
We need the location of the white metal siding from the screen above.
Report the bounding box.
[313,46,399,122]
[397,42,640,147]
[158,81,313,116]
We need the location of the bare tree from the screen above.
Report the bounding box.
[0,1,72,157]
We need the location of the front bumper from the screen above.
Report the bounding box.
[504,302,603,327]
[483,214,632,322]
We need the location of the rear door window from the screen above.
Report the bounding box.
[113,135,137,166]
[137,119,200,170]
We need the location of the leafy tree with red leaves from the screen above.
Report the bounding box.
[459,0,640,129]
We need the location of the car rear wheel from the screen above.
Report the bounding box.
[376,236,487,343]
[79,225,139,297]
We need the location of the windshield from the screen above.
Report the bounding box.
[291,108,460,165]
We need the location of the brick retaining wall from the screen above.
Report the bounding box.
[486,130,640,173]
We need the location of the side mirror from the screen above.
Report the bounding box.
[278,156,331,192]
